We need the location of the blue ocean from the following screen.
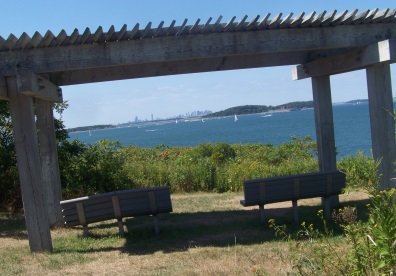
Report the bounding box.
[69,102,379,159]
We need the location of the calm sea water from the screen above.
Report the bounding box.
[69,102,378,159]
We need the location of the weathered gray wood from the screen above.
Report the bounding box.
[200,17,212,34]
[311,11,326,27]
[56,30,68,46]
[293,39,396,80]
[279,13,293,29]
[16,69,63,102]
[268,13,283,29]
[289,12,305,28]
[330,10,348,26]
[366,63,396,189]
[341,9,358,24]
[223,16,235,32]
[312,76,336,172]
[57,51,307,85]
[241,171,345,223]
[311,75,339,207]
[245,15,260,30]
[30,32,43,48]
[3,22,395,79]
[0,76,7,100]
[60,186,172,235]
[259,205,265,223]
[235,15,248,31]
[257,13,271,29]
[6,76,53,252]
[35,98,63,227]
[300,11,316,27]
[15,32,31,50]
[292,200,298,223]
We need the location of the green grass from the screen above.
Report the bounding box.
[0,192,371,275]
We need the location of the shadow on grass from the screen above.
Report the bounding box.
[0,197,371,255]
[67,197,371,256]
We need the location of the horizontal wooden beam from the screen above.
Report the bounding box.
[16,69,63,102]
[0,23,395,81]
[292,39,396,80]
[0,76,7,100]
[55,51,311,86]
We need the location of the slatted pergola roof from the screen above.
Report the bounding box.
[0,8,395,253]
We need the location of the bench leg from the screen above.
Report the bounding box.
[324,197,331,221]
[292,200,299,223]
[153,215,160,235]
[259,205,265,223]
[117,218,125,237]
[83,225,89,237]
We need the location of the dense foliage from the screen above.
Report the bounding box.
[206,101,313,117]
[58,136,318,199]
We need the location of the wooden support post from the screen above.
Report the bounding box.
[6,76,53,252]
[312,75,339,207]
[0,76,7,100]
[259,205,265,223]
[35,98,64,227]
[366,63,396,189]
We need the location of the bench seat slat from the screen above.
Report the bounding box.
[60,186,173,235]
[241,171,346,222]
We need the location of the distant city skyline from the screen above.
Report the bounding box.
[0,1,394,128]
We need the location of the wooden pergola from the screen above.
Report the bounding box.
[0,8,395,252]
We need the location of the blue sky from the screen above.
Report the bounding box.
[1,1,395,128]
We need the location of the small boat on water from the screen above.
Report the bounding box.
[234,114,238,122]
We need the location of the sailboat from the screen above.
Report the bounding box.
[234,114,238,122]
[89,130,92,136]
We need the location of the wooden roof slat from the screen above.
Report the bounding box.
[268,13,283,29]
[320,10,337,27]
[352,9,370,25]
[311,11,326,27]
[55,30,68,46]
[129,23,140,39]
[289,12,305,28]
[175,19,187,36]
[189,19,201,34]
[153,21,165,37]
[235,15,248,31]
[5,34,18,50]
[81,28,91,44]
[361,8,379,24]
[279,12,294,29]
[106,25,117,41]
[116,24,127,40]
[300,11,316,27]
[92,27,105,43]
[211,16,223,32]
[42,30,56,47]
[341,9,358,25]
[372,8,390,23]
[257,13,271,29]
[330,10,348,26]
[245,15,260,30]
[223,16,236,32]
[164,20,176,36]
[0,36,7,51]
[141,22,152,38]
[29,31,43,48]
[66,29,80,45]
[15,32,31,50]
[382,9,396,23]
[200,17,212,34]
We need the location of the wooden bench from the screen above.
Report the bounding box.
[60,186,172,236]
[240,171,346,223]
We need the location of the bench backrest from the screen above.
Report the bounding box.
[242,171,346,206]
[60,186,172,226]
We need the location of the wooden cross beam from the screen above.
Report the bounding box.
[292,39,396,80]
[16,69,63,102]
